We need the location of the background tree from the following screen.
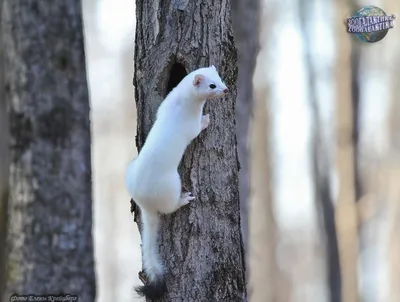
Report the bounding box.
[241,1,285,301]
[1,1,95,301]
[299,1,341,301]
[248,84,279,302]
[387,67,400,302]
[383,2,400,301]
[388,26,400,302]
[334,1,360,302]
[132,1,246,301]
[231,0,260,252]
[0,0,9,294]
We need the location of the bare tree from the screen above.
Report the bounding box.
[242,1,286,301]
[0,0,9,295]
[387,22,400,302]
[1,1,95,301]
[349,0,361,202]
[132,1,246,301]
[298,1,341,301]
[248,83,281,301]
[334,1,360,302]
[231,0,261,253]
[386,91,400,302]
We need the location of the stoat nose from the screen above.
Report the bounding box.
[223,88,228,94]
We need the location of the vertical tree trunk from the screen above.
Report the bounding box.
[387,40,400,302]
[0,0,9,295]
[383,3,400,301]
[248,85,278,302]
[231,0,260,254]
[298,1,341,301]
[133,1,246,301]
[349,0,361,201]
[350,41,361,202]
[2,1,95,301]
[334,1,360,302]
[245,2,282,301]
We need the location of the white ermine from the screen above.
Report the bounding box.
[125,65,228,300]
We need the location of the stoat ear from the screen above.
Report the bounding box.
[193,74,205,86]
[211,65,216,70]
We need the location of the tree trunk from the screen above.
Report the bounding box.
[133,1,246,301]
[350,41,361,202]
[0,0,9,295]
[1,1,95,301]
[231,0,260,254]
[387,26,400,302]
[298,1,341,300]
[334,1,360,302]
[245,2,283,301]
[248,85,279,302]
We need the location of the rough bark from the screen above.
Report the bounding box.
[1,1,95,301]
[133,1,246,301]
[298,1,341,301]
[0,0,9,295]
[231,0,260,254]
[334,1,360,302]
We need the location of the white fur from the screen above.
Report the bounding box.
[125,66,227,282]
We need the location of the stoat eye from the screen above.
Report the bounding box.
[209,84,216,89]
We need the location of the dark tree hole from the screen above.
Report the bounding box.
[165,62,187,97]
[58,55,69,70]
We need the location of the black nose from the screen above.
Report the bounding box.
[223,88,228,93]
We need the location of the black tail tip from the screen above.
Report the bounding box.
[135,277,167,301]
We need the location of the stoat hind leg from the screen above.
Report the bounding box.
[158,171,195,214]
[177,191,195,209]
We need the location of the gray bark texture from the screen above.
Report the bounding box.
[133,1,246,301]
[0,0,9,295]
[1,1,95,301]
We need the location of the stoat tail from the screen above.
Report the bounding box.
[135,210,167,300]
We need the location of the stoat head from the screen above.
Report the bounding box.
[192,65,228,99]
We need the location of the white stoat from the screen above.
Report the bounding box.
[125,65,228,300]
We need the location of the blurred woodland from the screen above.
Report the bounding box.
[249,0,400,301]
[0,0,399,302]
